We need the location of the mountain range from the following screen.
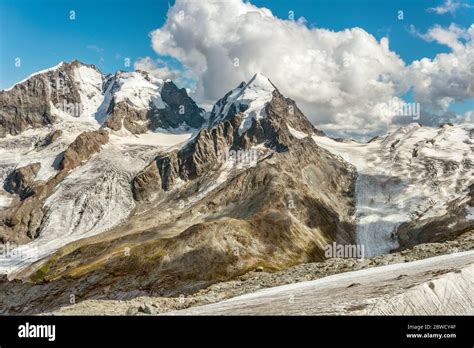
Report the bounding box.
[0,60,472,314]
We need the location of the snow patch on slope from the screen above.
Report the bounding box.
[288,125,308,139]
[72,65,105,124]
[41,160,135,240]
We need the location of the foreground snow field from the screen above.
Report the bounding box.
[167,251,474,315]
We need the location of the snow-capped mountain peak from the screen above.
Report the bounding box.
[246,72,274,89]
[107,70,165,110]
[71,63,106,123]
[209,73,275,134]
[0,60,207,137]
[3,62,66,92]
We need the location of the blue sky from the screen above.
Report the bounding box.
[0,0,169,88]
[0,0,473,118]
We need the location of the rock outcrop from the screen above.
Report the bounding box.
[4,163,41,200]
[132,161,162,201]
[60,129,109,171]
[104,100,151,134]
[155,81,205,129]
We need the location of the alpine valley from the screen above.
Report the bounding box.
[0,61,472,315]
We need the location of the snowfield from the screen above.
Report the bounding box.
[167,250,474,315]
[112,71,165,110]
[73,65,106,123]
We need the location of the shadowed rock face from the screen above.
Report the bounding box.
[4,163,41,200]
[1,193,46,243]
[132,161,162,202]
[156,81,205,129]
[104,99,151,134]
[103,76,205,134]
[1,163,45,242]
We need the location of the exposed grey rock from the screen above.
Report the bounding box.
[134,83,327,197]
[104,99,151,134]
[132,161,162,201]
[155,81,205,129]
[4,163,41,200]
[2,198,45,243]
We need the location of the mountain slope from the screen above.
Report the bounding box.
[0,61,471,315]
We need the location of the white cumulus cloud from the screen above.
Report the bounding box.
[143,0,473,138]
[408,24,474,112]
[148,0,407,137]
[427,0,473,15]
[134,57,181,81]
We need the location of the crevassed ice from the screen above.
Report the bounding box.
[313,124,473,257]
